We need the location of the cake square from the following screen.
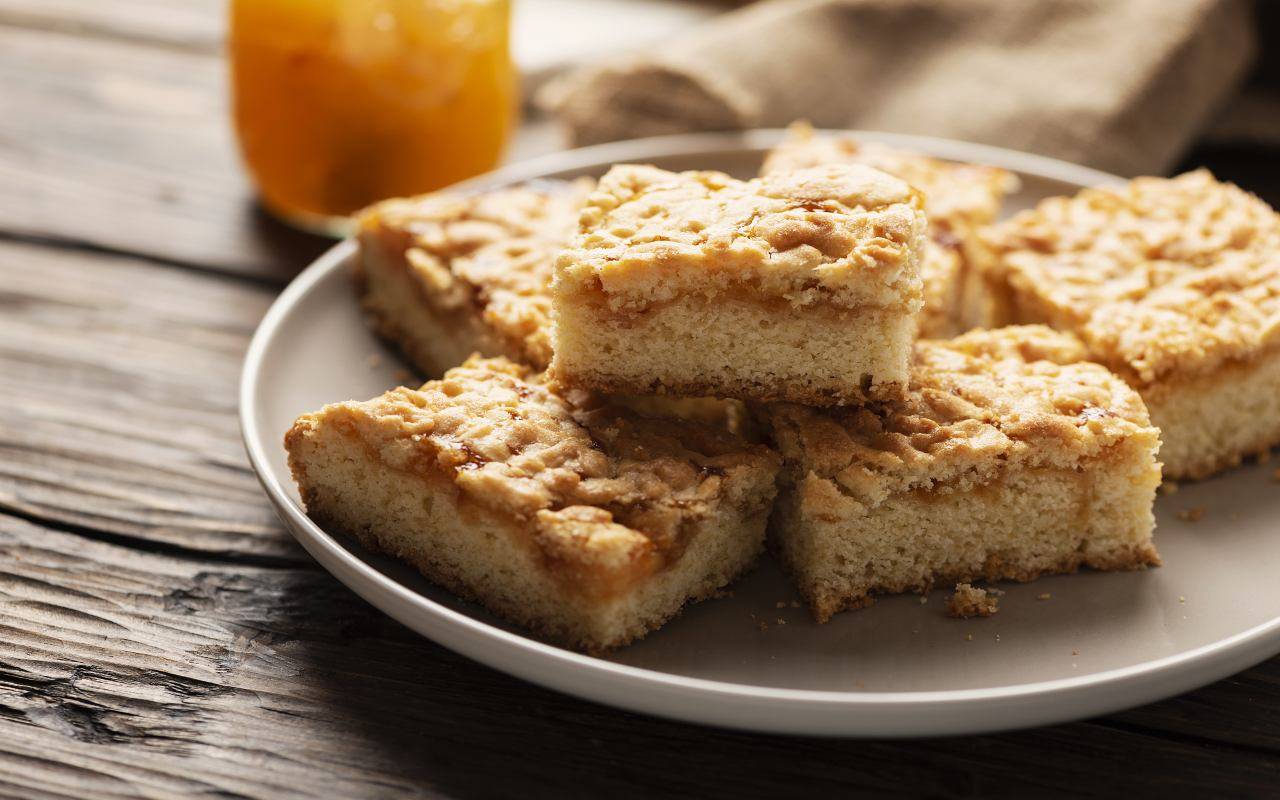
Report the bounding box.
[761,123,1017,337]
[551,163,929,405]
[355,179,592,376]
[762,326,1161,622]
[285,356,780,651]
[974,170,1280,479]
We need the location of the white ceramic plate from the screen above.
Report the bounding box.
[241,130,1280,737]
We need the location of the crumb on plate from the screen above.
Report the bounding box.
[946,583,1000,618]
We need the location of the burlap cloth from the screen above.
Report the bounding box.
[538,0,1260,175]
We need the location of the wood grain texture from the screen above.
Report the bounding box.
[0,24,326,282]
[0,239,299,562]
[0,0,221,52]
[1,513,1279,800]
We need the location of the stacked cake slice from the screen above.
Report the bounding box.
[551,163,929,405]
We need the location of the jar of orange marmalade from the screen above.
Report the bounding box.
[230,0,515,234]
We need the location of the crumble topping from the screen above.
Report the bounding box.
[946,584,1000,618]
[761,122,1017,234]
[358,180,593,368]
[919,238,963,333]
[554,163,927,313]
[765,326,1157,510]
[304,356,778,554]
[980,170,1280,384]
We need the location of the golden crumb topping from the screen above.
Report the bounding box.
[300,356,778,557]
[554,163,928,312]
[765,326,1157,510]
[358,180,593,368]
[919,239,962,334]
[981,170,1280,384]
[761,123,1017,234]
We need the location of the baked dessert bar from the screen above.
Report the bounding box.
[285,356,780,651]
[355,180,750,435]
[355,179,592,376]
[763,326,1161,622]
[975,170,1280,479]
[761,123,1017,337]
[551,163,928,405]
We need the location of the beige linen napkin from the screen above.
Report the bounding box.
[539,0,1257,175]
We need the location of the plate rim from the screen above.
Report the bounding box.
[240,129,1280,736]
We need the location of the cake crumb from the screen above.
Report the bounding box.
[776,618,787,626]
[965,633,973,641]
[918,595,928,605]
[757,621,769,632]
[1179,596,1186,603]
[947,583,1000,618]
[775,601,786,609]
[1072,649,1079,656]
[1177,506,1206,522]
[1037,593,1052,601]
[1160,481,1179,495]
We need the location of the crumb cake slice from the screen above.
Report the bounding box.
[975,170,1280,479]
[761,123,1017,337]
[551,163,928,405]
[763,326,1161,622]
[285,357,780,651]
[355,179,592,376]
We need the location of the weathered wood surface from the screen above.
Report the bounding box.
[0,23,329,283]
[0,0,222,52]
[2,2,1280,797]
[0,239,296,563]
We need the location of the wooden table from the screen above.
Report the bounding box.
[3,4,1278,797]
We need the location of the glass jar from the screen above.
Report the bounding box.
[230,0,515,235]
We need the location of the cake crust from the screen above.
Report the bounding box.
[761,123,1016,237]
[979,170,1279,385]
[355,180,592,374]
[976,170,1280,478]
[763,326,1162,622]
[556,163,926,313]
[285,357,780,650]
[551,163,927,405]
[761,123,1017,337]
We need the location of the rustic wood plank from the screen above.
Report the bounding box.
[0,25,327,281]
[0,0,222,52]
[0,239,300,562]
[1,512,1278,800]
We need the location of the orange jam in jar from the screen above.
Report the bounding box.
[230,0,515,234]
